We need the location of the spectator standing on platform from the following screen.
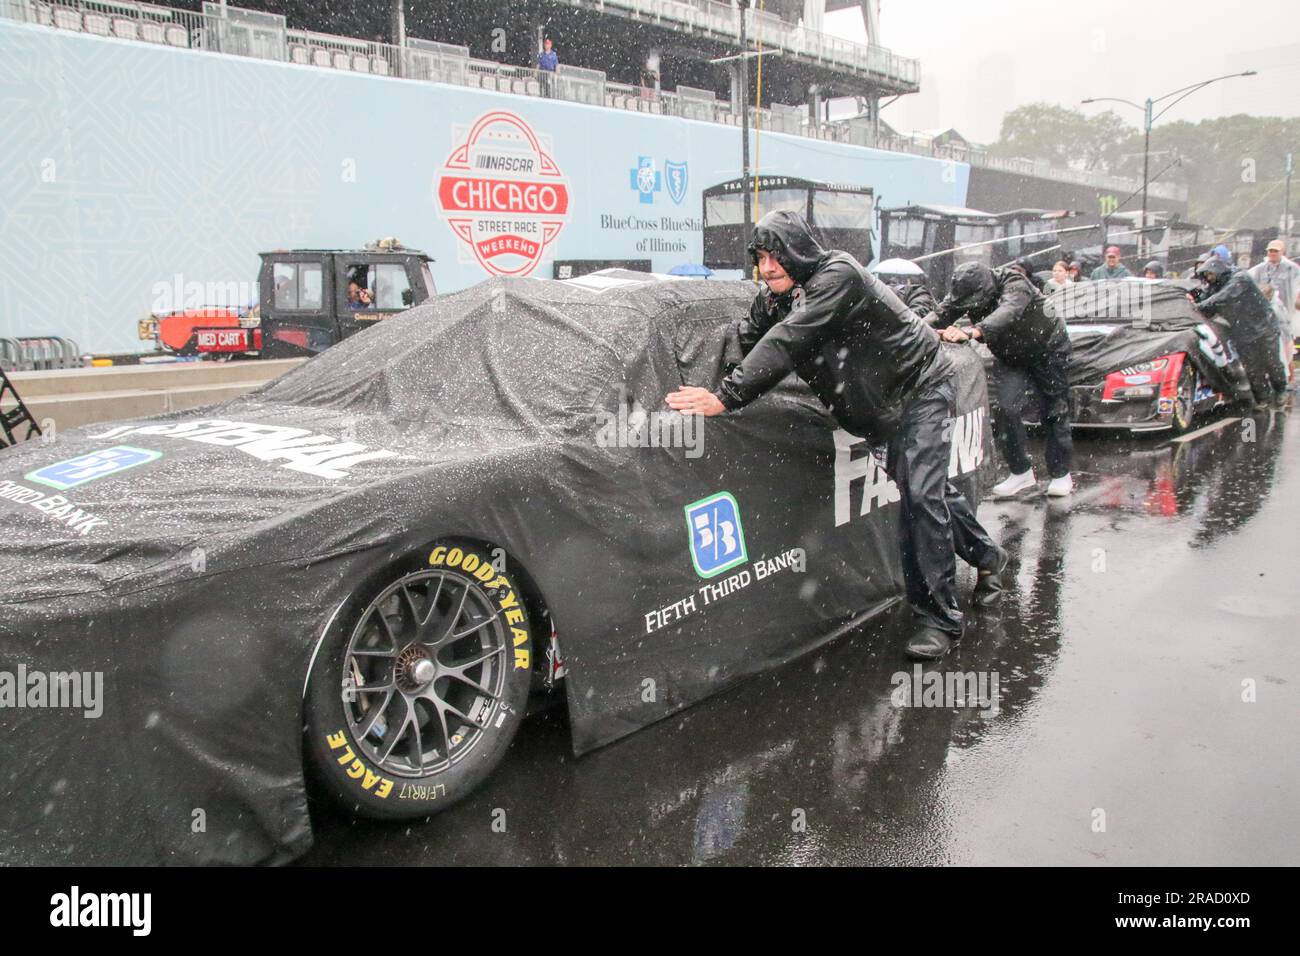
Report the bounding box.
[537,37,558,97]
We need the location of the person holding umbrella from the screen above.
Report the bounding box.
[869,257,937,319]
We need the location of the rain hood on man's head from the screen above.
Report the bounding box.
[747,210,828,284]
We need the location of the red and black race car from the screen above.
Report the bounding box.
[1025,278,1252,433]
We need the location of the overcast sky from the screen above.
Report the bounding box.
[825,0,1300,144]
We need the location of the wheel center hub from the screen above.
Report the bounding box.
[412,658,436,685]
[396,644,436,691]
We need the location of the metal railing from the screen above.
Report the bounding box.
[0,336,84,371]
[286,27,395,75]
[551,0,920,88]
[2,0,204,48]
[204,1,282,60]
[467,58,544,96]
[404,36,469,85]
[0,0,1183,204]
[553,63,606,105]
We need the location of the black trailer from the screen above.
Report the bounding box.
[992,208,1082,266]
[879,203,1003,298]
[1160,218,1215,276]
[702,175,873,272]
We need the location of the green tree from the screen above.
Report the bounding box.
[989,102,1133,170]
[1111,115,1300,229]
[992,104,1300,229]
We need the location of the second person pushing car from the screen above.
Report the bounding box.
[930,261,1074,499]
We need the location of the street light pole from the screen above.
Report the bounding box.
[738,0,751,274]
[1083,71,1255,263]
[1284,152,1294,243]
[1141,97,1151,259]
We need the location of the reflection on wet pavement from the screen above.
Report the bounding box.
[302,410,1299,866]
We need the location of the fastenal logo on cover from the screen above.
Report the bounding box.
[26,446,161,491]
[684,491,748,578]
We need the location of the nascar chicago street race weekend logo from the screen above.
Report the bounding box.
[436,111,571,276]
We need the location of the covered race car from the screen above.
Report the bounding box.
[0,271,992,865]
[1027,278,1250,433]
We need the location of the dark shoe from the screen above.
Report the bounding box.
[972,545,1009,608]
[905,627,959,661]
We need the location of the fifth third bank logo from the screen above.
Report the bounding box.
[684,491,748,579]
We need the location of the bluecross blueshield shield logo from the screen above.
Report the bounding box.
[630,156,661,204]
[684,491,748,578]
[665,160,688,205]
[26,446,162,491]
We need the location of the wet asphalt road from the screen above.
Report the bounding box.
[302,410,1299,866]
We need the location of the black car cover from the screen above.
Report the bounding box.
[0,272,992,865]
[1047,278,1243,391]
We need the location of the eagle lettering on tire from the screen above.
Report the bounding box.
[304,541,533,819]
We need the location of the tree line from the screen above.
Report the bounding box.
[989,103,1298,230]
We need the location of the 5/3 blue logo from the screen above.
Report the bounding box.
[684,491,748,578]
[26,446,161,491]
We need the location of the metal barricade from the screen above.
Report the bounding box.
[3,336,84,371]
[0,337,21,373]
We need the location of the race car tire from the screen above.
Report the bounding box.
[304,540,533,820]
[1170,361,1197,434]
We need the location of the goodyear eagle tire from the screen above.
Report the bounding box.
[304,541,533,820]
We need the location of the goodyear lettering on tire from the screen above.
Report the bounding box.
[428,545,530,671]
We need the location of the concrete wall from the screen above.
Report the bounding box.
[0,20,971,353]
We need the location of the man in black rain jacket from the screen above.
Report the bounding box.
[665,210,1006,661]
[897,282,938,320]
[1191,257,1288,409]
[931,262,1074,498]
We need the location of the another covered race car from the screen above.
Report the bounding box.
[0,271,992,865]
[1030,278,1250,433]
